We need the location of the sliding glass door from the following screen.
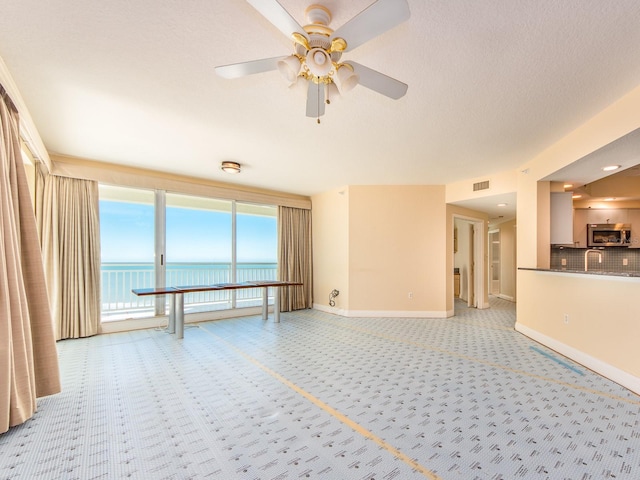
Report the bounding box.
[99,185,155,320]
[165,193,233,313]
[99,185,278,320]
[236,203,278,307]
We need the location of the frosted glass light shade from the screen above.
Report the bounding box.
[277,55,301,85]
[337,64,359,92]
[326,82,339,103]
[306,48,332,77]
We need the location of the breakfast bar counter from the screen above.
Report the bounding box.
[518,267,640,278]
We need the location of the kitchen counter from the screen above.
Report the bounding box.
[519,267,640,278]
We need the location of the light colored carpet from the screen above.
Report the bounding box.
[1,297,639,479]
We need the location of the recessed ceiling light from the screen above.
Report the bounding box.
[497,203,507,207]
[602,165,620,171]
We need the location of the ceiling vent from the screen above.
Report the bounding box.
[473,180,490,191]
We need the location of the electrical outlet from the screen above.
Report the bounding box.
[563,314,569,324]
[623,258,628,266]
[408,292,413,299]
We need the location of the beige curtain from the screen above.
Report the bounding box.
[0,86,61,434]
[278,206,313,311]
[40,174,101,340]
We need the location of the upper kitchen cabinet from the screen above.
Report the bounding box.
[573,209,588,247]
[583,208,629,224]
[550,192,574,244]
[628,209,640,248]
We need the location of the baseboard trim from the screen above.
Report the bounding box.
[313,303,348,317]
[494,294,515,302]
[515,323,640,395]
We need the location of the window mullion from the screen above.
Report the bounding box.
[154,190,166,316]
[231,200,237,308]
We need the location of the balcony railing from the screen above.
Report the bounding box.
[101,263,277,321]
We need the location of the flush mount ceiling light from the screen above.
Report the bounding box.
[215,1,410,123]
[221,161,241,174]
[602,165,621,171]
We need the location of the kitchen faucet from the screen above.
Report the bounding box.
[584,249,602,272]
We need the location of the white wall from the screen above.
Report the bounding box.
[446,169,517,204]
[311,187,350,314]
[313,185,453,317]
[517,270,640,393]
[348,185,448,316]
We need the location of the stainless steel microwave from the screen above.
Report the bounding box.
[587,223,631,247]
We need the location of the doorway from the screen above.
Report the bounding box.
[467,223,475,307]
[489,229,501,295]
[453,215,487,312]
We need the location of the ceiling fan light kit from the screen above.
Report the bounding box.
[215,0,410,122]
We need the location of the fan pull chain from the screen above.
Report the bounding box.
[317,81,321,124]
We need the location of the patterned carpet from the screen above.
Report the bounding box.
[1,297,639,479]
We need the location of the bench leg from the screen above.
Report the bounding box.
[274,287,280,324]
[262,286,268,320]
[168,294,176,333]
[175,293,184,339]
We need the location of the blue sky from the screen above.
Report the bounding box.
[100,200,277,263]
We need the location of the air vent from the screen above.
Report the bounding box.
[473,180,490,191]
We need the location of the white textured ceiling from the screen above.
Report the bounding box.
[2,0,640,204]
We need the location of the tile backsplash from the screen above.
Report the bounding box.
[551,247,640,273]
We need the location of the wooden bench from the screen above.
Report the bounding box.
[132,281,302,338]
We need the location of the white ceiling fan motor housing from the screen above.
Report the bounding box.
[306,5,331,26]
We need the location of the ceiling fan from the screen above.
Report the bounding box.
[215,0,410,122]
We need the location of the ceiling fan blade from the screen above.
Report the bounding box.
[306,81,326,118]
[348,61,408,99]
[215,56,283,79]
[332,0,410,52]
[247,0,309,40]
